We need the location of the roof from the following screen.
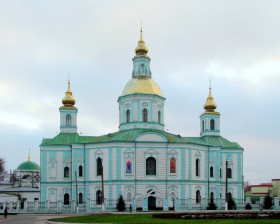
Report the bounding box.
[41,129,242,150]
[1,187,40,192]
[183,136,242,149]
[251,183,273,187]
[121,78,163,97]
[16,161,40,172]
[244,186,251,191]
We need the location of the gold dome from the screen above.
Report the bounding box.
[121,77,163,97]
[135,28,148,56]
[203,85,217,113]
[62,81,76,108]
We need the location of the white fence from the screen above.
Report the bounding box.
[0,196,279,214]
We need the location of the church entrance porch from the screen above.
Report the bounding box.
[143,189,164,211]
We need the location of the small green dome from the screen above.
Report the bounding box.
[17,161,40,172]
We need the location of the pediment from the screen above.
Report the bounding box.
[136,132,167,142]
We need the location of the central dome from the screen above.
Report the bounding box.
[121,77,163,97]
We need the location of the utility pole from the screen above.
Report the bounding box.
[75,171,78,213]
[225,160,228,210]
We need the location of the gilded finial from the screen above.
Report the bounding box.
[203,81,217,113]
[28,149,31,162]
[135,25,148,56]
[62,80,76,108]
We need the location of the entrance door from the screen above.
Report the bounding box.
[148,196,156,210]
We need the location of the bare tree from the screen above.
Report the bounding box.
[0,158,6,174]
[244,180,251,187]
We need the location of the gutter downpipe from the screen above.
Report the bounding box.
[134,141,137,210]
[207,146,210,202]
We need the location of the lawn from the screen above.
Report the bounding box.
[50,214,280,223]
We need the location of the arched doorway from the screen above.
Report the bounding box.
[148,196,156,210]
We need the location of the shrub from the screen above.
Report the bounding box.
[207,199,217,210]
[263,194,273,209]
[116,195,126,211]
[245,203,252,210]
[227,194,237,210]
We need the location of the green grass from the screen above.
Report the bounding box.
[50,214,280,223]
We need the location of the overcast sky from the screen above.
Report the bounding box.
[0,0,279,185]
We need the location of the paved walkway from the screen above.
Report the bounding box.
[0,214,72,224]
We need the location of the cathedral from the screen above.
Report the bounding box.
[40,30,244,211]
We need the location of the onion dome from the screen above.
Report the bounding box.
[16,154,40,172]
[62,80,75,108]
[204,84,217,113]
[135,28,149,56]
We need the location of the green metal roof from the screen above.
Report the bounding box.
[184,136,242,149]
[40,129,242,150]
[16,161,40,171]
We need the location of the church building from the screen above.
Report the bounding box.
[40,30,244,211]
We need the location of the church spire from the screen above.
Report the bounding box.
[203,81,217,113]
[135,27,149,56]
[62,80,76,108]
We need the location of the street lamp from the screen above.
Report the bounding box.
[101,159,104,211]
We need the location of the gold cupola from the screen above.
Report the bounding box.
[62,80,76,108]
[203,84,218,113]
[135,28,149,56]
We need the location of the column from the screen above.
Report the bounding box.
[46,201,49,213]
[188,198,192,210]
[57,201,61,213]
[71,200,76,213]
[132,199,136,212]
[174,199,178,211]
[87,198,91,213]
[217,198,222,209]
[142,198,148,211]
[163,198,168,211]
[203,198,207,209]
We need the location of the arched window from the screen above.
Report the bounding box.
[126,110,130,123]
[141,64,144,73]
[170,157,176,174]
[227,168,232,178]
[96,190,103,205]
[158,111,161,124]
[146,157,156,175]
[97,158,102,176]
[66,114,72,126]
[142,109,148,122]
[196,158,200,177]
[196,190,201,203]
[220,168,222,178]
[210,192,214,201]
[64,167,69,178]
[64,193,69,205]
[202,121,204,131]
[79,165,83,177]
[79,192,83,204]
[210,166,214,177]
[210,119,215,130]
